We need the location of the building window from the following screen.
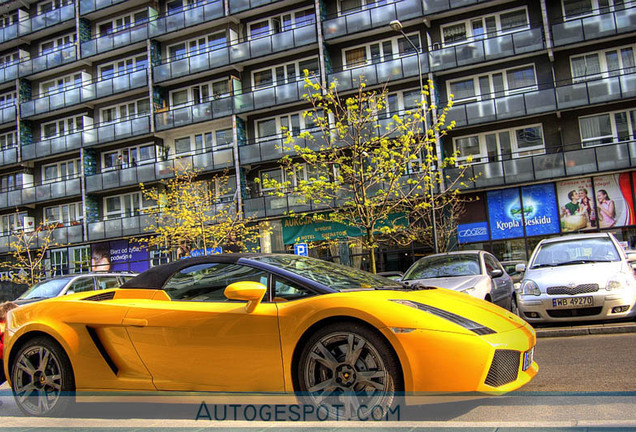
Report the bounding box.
[343,34,420,68]
[0,173,25,192]
[103,143,157,170]
[69,245,90,273]
[166,0,211,14]
[39,33,75,56]
[256,109,321,140]
[0,13,17,29]
[41,114,85,139]
[447,65,537,103]
[43,202,83,226]
[169,79,230,107]
[441,7,529,46]
[562,0,626,20]
[0,212,28,235]
[49,248,68,276]
[579,110,636,147]
[252,57,319,89]
[104,192,153,219]
[99,54,148,79]
[40,72,84,96]
[100,99,150,124]
[453,124,545,163]
[0,91,16,108]
[37,0,72,14]
[338,0,387,14]
[173,128,233,155]
[0,52,19,68]
[248,8,315,39]
[42,159,81,184]
[97,10,148,36]
[570,45,635,82]
[211,175,237,202]
[167,31,226,61]
[0,131,16,150]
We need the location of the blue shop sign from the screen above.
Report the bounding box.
[520,184,560,237]
[487,189,525,240]
[457,222,489,244]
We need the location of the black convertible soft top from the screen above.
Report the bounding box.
[120,253,261,290]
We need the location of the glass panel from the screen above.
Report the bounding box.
[443,23,466,44]
[614,112,629,141]
[563,0,593,18]
[506,66,536,91]
[500,10,528,31]
[450,79,475,100]
[175,136,191,153]
[258,119,276,137]
[580,114,613,146]
[345,47,366,67]
[515,126,543,150]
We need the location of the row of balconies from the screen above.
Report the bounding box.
[0,4,74,45]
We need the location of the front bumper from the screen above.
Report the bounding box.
[519,290,636,323]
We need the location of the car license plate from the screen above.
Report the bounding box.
[552,296,593,308]
[523,347,534,371]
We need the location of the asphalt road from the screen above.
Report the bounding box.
[0,333,635,428]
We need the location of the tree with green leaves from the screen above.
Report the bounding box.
[260,74,471,273]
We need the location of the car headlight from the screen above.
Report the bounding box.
[521,280,541,296]
[606,273,631,291]
[390,300,495,335]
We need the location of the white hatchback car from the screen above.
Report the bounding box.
[517,233,636,323]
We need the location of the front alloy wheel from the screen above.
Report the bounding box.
[11,337,74,416]
[298,323,401,420]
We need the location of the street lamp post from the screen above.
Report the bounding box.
[389,20,439,254]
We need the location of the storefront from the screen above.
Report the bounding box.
[458,171,636,261]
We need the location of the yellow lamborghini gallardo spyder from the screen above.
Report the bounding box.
[3,254,538,416]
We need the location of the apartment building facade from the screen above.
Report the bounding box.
[0,0,634,276]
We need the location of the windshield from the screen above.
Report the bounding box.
[403,254,481,279]
[249,255,401,291]
[531,237,620,268]
[18,278,73,300]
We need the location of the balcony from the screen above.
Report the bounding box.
[156,78,314,130]
[244,193,331,218]
[81,23,149,58]
[0,62,18,84]
[229,0,280,14]
[88,214,153,241]
[0,23,17,44]
[21,131,83,161]
[85,149,234,193]
[0,105,16,125]
[323,0,423,40]
[154,23,317,83]
[447,140,636,190]
[18,45,76,77]
[83,114,152,147]
[239,129,327,164]
[429,27,544,72]
[0,225,83,253]
[0,147,17,166]
[79,0,128,15]
[556,72,636,110]
[552,7,636,47]
[1,178,81,209]
[20,69,147,118]
[18,4,75,36]
[328,54,427,91]
[422,0,491,15]
[149,0,224,37]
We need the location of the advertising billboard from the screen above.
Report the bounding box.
[593,173,635,228]
[555,178,596,232]
[457,222,489,244]
[487,188,525,240]
[520,184,560,237]
[91,240,149,273]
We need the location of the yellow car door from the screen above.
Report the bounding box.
[122,261,285,392]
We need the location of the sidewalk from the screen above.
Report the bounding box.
[535,320,636,338]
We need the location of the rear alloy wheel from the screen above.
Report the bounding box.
[11,337,75,416]
[297,323,401,420]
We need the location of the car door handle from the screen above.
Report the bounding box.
[122,318,148,327]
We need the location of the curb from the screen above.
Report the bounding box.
[535,322,636,338]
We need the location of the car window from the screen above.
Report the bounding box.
[96,276,121,290]
[68,278,95,294]
[403,254,481,279]
[164,263,269,302]
[484,255,501,274]
[532,237,620,267]
[273,277,316,302]
[18,278,73,299]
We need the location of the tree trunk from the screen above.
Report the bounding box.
[366,230,377,274]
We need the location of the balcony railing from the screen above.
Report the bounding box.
[156,78,314,130]
[79,0,128,15]
[0,225,83,253]
[85,148,234,193]
[0,23,17,44]
[323,0,423,40]
[229,0,280,14]
[328,54,427,91]
[18,4,75,36]
[244,193,331,218]
[0,62,18,84]
[422,0,491,15]
[0,105,16,125]
[88,214,153,241]
[83,114,152,147]
[149,0,224,37]
[555,72,636,110]
[239,129,327,164]
[0,147,17,166]
[552,7,636,46]
[18,45,76,77]
[154,22,316,83]
[81,22,149,58]
[1,178,81,209]
[21,131,83,161]
[20,68,147,118]
[429,27,544,72]
[446,140,636,190]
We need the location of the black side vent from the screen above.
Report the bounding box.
[84,291,116,301]
[86,327,119,376]
[485,350,520,387]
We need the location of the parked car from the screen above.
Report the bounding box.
[3,254,537,417]
[14,273,136,305]
[502,260,526,286]
[401,251,516,313]
[517,233,636,323]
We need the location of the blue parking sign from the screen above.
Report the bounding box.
[294,243,308,256]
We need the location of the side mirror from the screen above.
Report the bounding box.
[515,263,526,273]
[490,268,504,278]
[224,281,267,313]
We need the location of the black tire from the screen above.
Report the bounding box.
[297,322,402,420]
[11,336,75,417]
[511,296,520,316]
